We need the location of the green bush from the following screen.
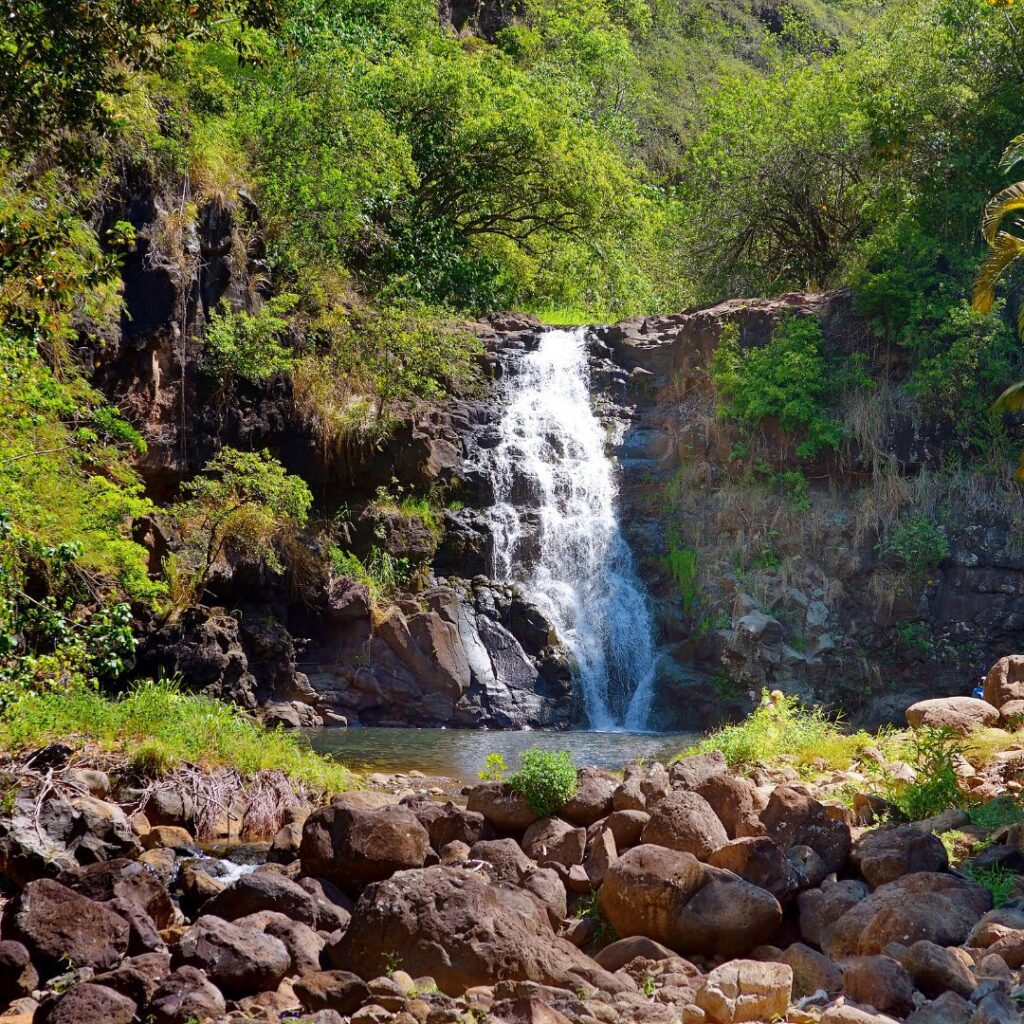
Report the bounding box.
[964,863,1019,908]
[710,318,842,459]
[510,748,578,817]
[664,534,699,614]
[882,514,950,580]
[204,294,298,384]
[883,726,963,821]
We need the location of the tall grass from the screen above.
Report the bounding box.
[0,679,351,795]
[682,691,875,774]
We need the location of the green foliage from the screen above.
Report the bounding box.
[170,449,312,605]
[204,294,298,384]
[883,726,963,821]
[478,753,509,782]
[510,748,578,817]
[711,318,842,458]
[329,545,411,604]
[684,689,874,774]
[968,797,1024,832]
[964,863,1019,908]
[882,514,950,580]
[0,677,351,794]
[664,533,699,614]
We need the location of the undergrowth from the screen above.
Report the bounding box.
[510,748,578,817]
[0,678,351,795]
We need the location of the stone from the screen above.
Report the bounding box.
[202,869,319,925]
[404,799,493,848]
[640,790,729,861]
[2,878,129,975]
[142,825,195,851]
[331,865,628,996]
[594,936,679,972]
[467,783,539,831]
[148,966,227,1024]
[708,837,803,905]
[851,826,949,886]
[174,914,290,996]
[604,810,650,849]
[268,821,303,863]
[57,857,175,928]
[906,697,1000,734]
[798,879,871,950]
[908,992,974,1024]
[695,774,765,839]
[843,955,917,1016]
[825,873,991,958]
[821,1004,902,1024]
[599,844,782,957]
[35,982,136,1024]
[985,655,1024,708]
[92,951,172,1005]
[999,700,1024,728]
[562,768,618,826]
[902,940,977,998]
[695,960,792,1024]
[584,828,618,887]
[789,844,828,888]
[522,817,587,868]
[300,798,430,892]
[780,942,844,997]
[970,989,1020,1024]
[761,786,852,874]
[670,750,728,790]
[0,941,38,1004]
[294,970,372,1015]
[491,996,574,1023]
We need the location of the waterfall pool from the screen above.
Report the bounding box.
[304,727,699,782]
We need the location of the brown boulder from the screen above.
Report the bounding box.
[593,936,678,972]
[843,955,916,1017]
[202,870,318,925]
[604,809,649,849]
[797,879,870,950]
[695,959,792,1024]
[584,828,617,887]
[294,970,372,1015]
[404,799,492,848]
[300,799,429,893]
[696,774,766,839]
[779,942,843,996]
[0,940,38,1004]
[561,768,618,826]
[173,914,290,996]
[851,826,949,886]
[825,873,991,958]
[600,844,782,957]
[999,700,1024,727]
[708,837,804,905]
[3,878,129,975]
[148,965,227,1024]
[985,655,1024,708]
[35,982,136,1024]
[761,786,851,874]
[901,940,976,998]
[905,697,999,734]
[331,865,628,996]
[466,783,538,831]
[670,750,728,789]
[57,858,175,928]
[522,817,586,868]
[641,790,729,860]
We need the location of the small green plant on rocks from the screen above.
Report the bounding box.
[882,726,963,820]
[478,752,509,782]
[964,863,1020,907]
[510,748,577,816]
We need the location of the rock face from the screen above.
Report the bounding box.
[332,865,628,995]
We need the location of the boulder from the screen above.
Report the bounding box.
[708,837,804,905]
[257,913,324,975]
[902,940,977,998]
[696,774,765,839]
[522,817,586,868]
[584,828,617,887]
[779,942,843,997]
[57,858,174,928]
[467,783,538,831]
[641,790,729,861]
[599,844,782,957]
[985,655,1024,708]
[851,826,949,886]
[593,936,678,972]
[761,786,851,874]
[670,750,728,790]
[825,873,991,958]
[35,982,136,1024]
[821,1005,902,1024]
[798,879,871,950]
[695,960,792,1024]
[843,955,916,1016]
[300,799,430,892]
[404,799,493,848]
[331,865,628,996]
[907,991,974,1024]
[905,697,999,734]
[3,878,129,975]
[148,965,227,1024]
[604,809,650,849]
[202,870,319,926]
[561,768,618,826]
[92,951,172,1005]
[174,914,290,996]
[999,700,1024,727]
[294,970,372,1015]
[0,940,38,1004]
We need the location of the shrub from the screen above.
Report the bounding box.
[510,748,578,816]
[329,546,411,604]
[964,863,1019,907]
[882,726,963,821]
[479,753,509,782]
[204,294,298,384]
[882,514,950,580]
[683,690,873,774]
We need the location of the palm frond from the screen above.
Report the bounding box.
[973,232,1024,313]
[994,380,1024,415]
[1000,134,1024,174]
[982,182,1024,244]
[1016,448,1024,483]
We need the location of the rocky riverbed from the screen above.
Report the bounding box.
[8,669,1024,1024]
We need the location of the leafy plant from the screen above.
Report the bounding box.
[968,797,1024,832]
[882,514,950,581]
[479,753,509,782]
[204,294,298,384]
[883,726,964,821]
[665,534,699,614]
[964,863,1020,908]
[510,748,578,817]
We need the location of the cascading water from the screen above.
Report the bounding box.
[483,327,658,730]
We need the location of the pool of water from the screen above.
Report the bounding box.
[303,727,699,781]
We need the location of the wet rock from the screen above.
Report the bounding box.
[294,970,372,1015]
[695,960,792,1024]
[641,790,730,861]
[906,697,999,734]
[35,982,136,1024]
[149,965,227,1024]
[3,878,130,975]
[843,955,917,1016]
[851,825,949,886]
[331,864,628,996]
[174,914,290,995]
[300,798,430,892]
[522,817,587,868]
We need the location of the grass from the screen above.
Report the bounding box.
[531,306,600,327]
[681,691,877,774]
[0,679,352,796]
[968,796,1024,831]
[964,863,1020,907]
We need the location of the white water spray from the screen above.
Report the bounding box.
[483,328,658,730]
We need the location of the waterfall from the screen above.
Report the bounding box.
[483,327,658,730]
